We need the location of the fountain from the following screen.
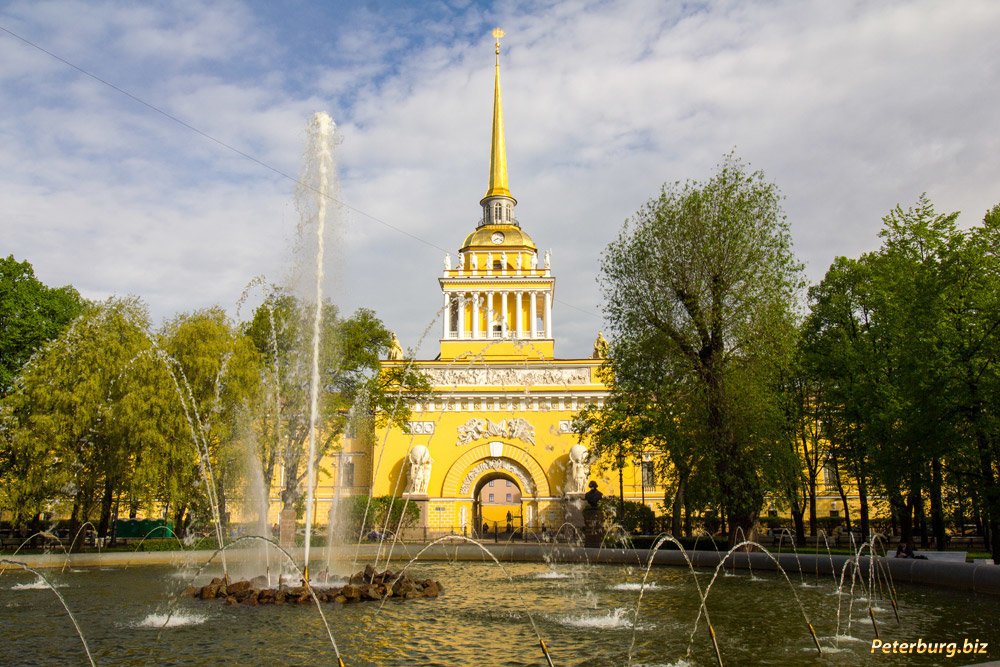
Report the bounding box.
[5,32,1000,667]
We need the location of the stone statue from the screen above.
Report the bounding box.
[458,251,464,271]
[544,249,551,269]
[530,253,538,270]
[566,444,589,494]
[406,445,433,495]
[516,253,523,270]
[501,251,507,271]
[444,253,451,271]
[388,332,404,361]
[592,331,610,359]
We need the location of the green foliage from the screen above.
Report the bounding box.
[2,297,162,530]
[597,153,803,542]
[344,494,420,537]
[601,497,655,533]
[154,307,263,533]
[243,289,429,511]
[803,195,1000,552]
[0,255,85,398]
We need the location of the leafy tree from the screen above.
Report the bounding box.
[243,290,429,515]
[600,497,656,534]
[0,255,85,398]
[574,374,701,537]
[598,154,803,545]
[154,307,263,536]
[2,297,168,544]
[800,255,880,539]
[344,494,420,538]
[802,196,1000,555]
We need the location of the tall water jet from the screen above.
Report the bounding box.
[296,111,339,580]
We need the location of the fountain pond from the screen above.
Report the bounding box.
[3,557,1000,666]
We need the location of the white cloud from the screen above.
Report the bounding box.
[2,0,999,358]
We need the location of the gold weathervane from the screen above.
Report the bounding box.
[493,27,504,61]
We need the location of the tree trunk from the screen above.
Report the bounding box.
[832,461,853,537]
[671,479,684,537]
[68,490,85,552]
[97,477,114,539]
[791,507,806,548]
[897,492,914,545]
[857,474,870,542]
[930,457,946,548]
[173,504,188,538]
[808,476,817,537]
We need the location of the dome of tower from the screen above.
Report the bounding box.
[461,224,536,251]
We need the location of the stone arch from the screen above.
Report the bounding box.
[441,441,550,499]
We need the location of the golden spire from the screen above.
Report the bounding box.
[485,27,511,199]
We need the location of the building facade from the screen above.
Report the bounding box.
[312,32,665,537]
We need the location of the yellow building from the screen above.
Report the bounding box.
[313,31,665,538]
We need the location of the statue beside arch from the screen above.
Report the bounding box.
[406,445,433,495]
[566,444,590,495]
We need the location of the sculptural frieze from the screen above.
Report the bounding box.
[457,417,535,445]
[423,367,592,387]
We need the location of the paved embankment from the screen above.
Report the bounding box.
[6,542,1000,596]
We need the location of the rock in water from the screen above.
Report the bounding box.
[190,567,443,606]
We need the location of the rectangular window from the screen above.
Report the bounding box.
[489,494,494,502]
[829,508,840,518]
[641,461,656,489]
[489,480,494,487]
[343,461,355,487]
[506,493,512,502]
[506,480,511,487]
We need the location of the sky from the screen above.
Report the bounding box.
[2,0,999,359]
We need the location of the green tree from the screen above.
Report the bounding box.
[344,494,420,538]
[598,154,803,545]
[244,290,429,515]
[802,196,1000,551]
[154,307,263,536]
[800,255,880,539]
[2,297,168,543]
[0,255,85,398]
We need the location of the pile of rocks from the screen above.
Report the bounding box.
[183,564,443,606]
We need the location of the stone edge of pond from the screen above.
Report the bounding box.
[7,543,1000,596]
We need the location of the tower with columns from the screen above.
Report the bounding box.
[294,30,663,537]
[438,37,555,362]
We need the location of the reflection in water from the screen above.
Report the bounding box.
[2,561,999,665]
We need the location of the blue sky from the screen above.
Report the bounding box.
[2,0,999,357]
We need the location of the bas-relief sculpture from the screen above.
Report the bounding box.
[406,444,433,495]
[566,444,590,494]
[457,417,535,445]
[459,457,535,495]
[423,367,591,387]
